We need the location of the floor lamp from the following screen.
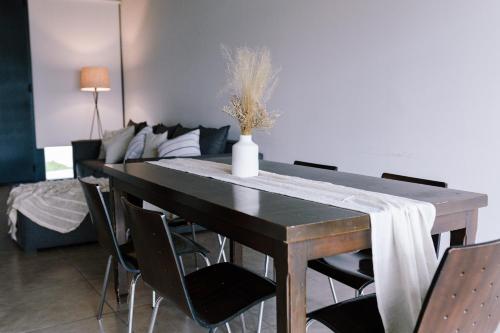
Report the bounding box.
[80,66,110,139]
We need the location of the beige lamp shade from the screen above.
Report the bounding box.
[80,66,111,92]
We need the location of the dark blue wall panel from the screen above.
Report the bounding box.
[0,0,44,184]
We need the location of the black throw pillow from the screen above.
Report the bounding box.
[127,119,148,134]
[172,124,195,138]
[174,125,230,155]
[153,123,179,139]
[199,125,230,154]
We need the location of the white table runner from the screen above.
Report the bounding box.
[149,158,438,332]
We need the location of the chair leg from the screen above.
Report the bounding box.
[240,313,246,332]
[127,273,141,333]
[257,255,270,333]
[197,252,211,267]
[179,255,186,276]
[191,222,197,241]
[306,318,315,331]
[225,322,232,333]
[357,281,373,297]
[191,222,199,269]
[328,278,338,303]
[147,296,164,333]
[97,255,113,320]
[217,234,227,263]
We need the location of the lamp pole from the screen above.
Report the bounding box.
[90,87,104,139]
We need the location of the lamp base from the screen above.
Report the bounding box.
[89,90,103,139]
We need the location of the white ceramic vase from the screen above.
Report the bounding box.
[232,135,259,177]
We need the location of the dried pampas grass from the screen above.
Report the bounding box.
[221,45,280,135]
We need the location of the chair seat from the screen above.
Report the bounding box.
[185,262,276,328]
[308,249,374,291]
[308,294,384,333]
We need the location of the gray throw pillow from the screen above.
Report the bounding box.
[172,124,230,154]
[158,129,201,158]
[104,126,135,163]
[142,131,168,158]
[99,126,133,159]
[124,126,152,160]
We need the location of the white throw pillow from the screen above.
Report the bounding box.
[142,131,168,158]
[99,126,133,159]
[124,126,153,160]
[158,129,201,158]
[103,126,135,163]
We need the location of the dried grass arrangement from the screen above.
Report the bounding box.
[222,46,280,135]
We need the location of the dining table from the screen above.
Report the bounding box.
[103,157,487,333]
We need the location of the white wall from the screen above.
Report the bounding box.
[121,0,500,242]
[29,0,123,148]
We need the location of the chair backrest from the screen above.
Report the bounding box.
[415,239,500,333]
[381,173,447,188]
[293,160,338,171]
[121,197,195,320]
[79,179,128,267]
[382,172,447,253]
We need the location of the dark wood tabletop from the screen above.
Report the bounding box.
[104,157,487,243]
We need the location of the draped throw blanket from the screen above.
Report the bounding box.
[148,158,438,332]
[7,177,108,240]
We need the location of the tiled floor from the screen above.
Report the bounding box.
[0,185,368,332]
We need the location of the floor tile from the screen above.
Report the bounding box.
[27,313,128,333]
[0,279,112,333]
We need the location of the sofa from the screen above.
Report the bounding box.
[72,122,238,178]
[72,139,237,179]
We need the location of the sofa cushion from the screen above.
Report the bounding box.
[99,126,134,160]
[153,123,179,139]
[142,131,168,158]
[104,126,135,163]
[127,119,148,134]
[173,125,230,155]
[158,129,201,158]
[199,125,230,154]
[125,126,152,160]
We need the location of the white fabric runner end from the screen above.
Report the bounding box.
[148,158,438,332]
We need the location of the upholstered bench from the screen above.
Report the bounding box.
[15,212,97,254]
[8,179,109,254]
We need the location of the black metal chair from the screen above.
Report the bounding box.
[79,179,210,333]
[307,173,447,301]
[294,160,338,171]
[306,239,500,333]
[121,197,277,333]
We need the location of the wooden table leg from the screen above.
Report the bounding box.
[275,242,307,333]
[450,209,478,246]
[110,184,129,303]
[230,240,243,265]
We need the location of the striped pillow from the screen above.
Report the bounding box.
[158,129,201,158]
[124,126,152,160]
